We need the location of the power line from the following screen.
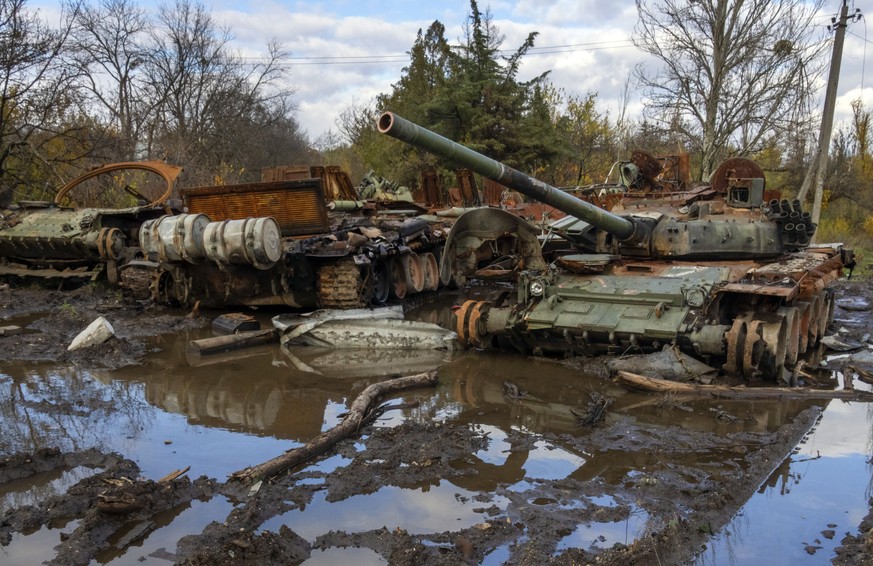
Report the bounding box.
[848,29,873,45]
[237,38,636,66]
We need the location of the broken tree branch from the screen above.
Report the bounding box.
[615,371,873,401]
[187,329,277,356]
[229,370,439,484]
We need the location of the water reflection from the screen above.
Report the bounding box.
[302,547,387,566]
[260,482,509,543]
[696,399,873,565]
[0,368,153,455]
[0,466,94,513]
[2,316,871,564]
[114,343,456,442]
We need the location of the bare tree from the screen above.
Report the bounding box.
[142,0,305,184]
[70,0,149,160]
[633,0,826,180]
[0,0,83,205]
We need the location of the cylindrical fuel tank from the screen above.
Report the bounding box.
[203,217,282,270]
[140,213,210,263]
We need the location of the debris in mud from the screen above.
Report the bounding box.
[821,332,865,352]
[844,349,873,385]
[502,380,526,400]
[614,370,873,401]
[0,283,207,369]
[67,316,115,351]
[230,371,439,484]
[836,297,871,312]
[273,306,457,349]
[180,525,311,566]
[0,447,219,566]
[1,275,872,565]
[571,392,613,426]
[212,312,260,335]
[187,328,278,356]
[606,347,719,383]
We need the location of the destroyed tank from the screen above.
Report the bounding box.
[133,174,450,309]
[378,111,853,383]
[0,162,182,285]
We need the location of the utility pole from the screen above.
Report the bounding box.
[797,1,857,241]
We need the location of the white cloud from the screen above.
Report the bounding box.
[25,0,870,150]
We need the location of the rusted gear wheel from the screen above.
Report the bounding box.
[420,252,440,291]
[455,300,490,347]
[724,311,788,381]
[402,252,425,293]
[756,312,788,381]
[317,259,375,308]
[150,269,185,307]
[794,300,813,354]
[777,306,801,366]
[389,257,408,299]
[724,315,750,376]
[118,263,156,301]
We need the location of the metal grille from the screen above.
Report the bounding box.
[183,179,330,237]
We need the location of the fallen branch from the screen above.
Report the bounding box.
[614,371,873,401]
[229,370,439,484]
[187,329,277,356]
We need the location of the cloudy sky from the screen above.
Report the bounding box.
[32,0,873,143]
[196,0,646,140]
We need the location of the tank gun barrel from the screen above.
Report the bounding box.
[377,111,638,241]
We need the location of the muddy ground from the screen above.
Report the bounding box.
[1,276,872,565]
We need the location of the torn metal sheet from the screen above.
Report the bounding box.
[821,334,864,352]
[606,346,719,383]
[273,306,404,339]
[273,306,457,349]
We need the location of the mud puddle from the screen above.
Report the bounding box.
[1,281,872,564]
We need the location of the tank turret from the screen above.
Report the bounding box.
[378,111,800,261]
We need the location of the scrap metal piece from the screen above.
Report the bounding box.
[273,306,457,349]
[54,161,182,208]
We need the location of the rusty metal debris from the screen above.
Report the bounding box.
[54,161,182,208]
[138,174,451,309]
[0,132,856,388]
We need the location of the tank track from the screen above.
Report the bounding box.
[317,259,373,308]
[118,263,157,301]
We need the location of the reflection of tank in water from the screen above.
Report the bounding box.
[137,349,375,441]
[440,352,824,488]
[379,112,853,383]
[281,345,455,379]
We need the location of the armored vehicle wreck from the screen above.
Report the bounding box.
[0,161,182,284]
[133,175,450,309]
[378,111,852,382]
